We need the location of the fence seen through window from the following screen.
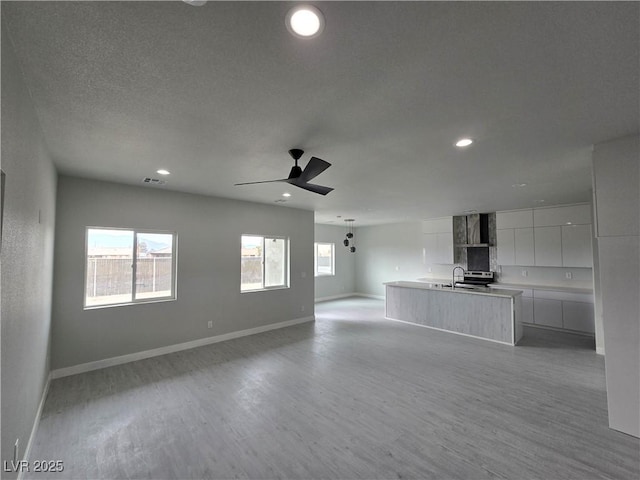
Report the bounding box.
[85,228,176,307]
[241,235,288,292]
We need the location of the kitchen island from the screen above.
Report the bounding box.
[385,281,523,345]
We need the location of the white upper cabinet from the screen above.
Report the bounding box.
[561,224,593,267]
[514,227,535,265]
[422,217,453,234]
[437,232,454,264]
[422,217,453,264]
[534,226,563,267]
[497,229,515,265]
[533,204,591,227]
[496,209,534,229]
[497,204,592,267]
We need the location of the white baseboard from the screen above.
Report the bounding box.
[315,293,385,302]
[51,315,315,379]
[523,322,595,338]
[315,293,358,302]
[18,373,52,480]
[354,293,385,300]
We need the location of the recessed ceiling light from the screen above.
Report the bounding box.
[157,169,170,175]
[182,0,207,6]
[282,192,291,197]
[512,183,527,187]
[455,138,473,147]
[286,5,325,38]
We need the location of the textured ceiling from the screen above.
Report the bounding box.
[3,1,639,226]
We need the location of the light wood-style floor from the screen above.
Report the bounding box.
[28,297,639,479]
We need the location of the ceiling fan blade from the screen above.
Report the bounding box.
[293,182,334,196]
[234,179,287,186]
[298,157,331,183]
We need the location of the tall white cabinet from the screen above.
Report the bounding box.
[422,217,453,264]
[496,203,593,268]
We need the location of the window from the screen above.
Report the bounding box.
[241,235,289,292]
[85,227,177,308]
[314,242,335,276]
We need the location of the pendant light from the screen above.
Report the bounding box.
[344,219,356,253]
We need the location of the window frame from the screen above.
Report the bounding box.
[314,242,335,277]
[84,226,178,309]
[241,234,290,293]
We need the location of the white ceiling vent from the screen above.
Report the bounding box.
[142,177,166,186]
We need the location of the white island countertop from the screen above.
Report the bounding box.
[385,281,522,299]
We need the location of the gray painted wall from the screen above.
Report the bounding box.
[1,20,57,477]
[592,134,639,438]
[314,224,356,300]
[354,222,426,297]
[52,176,314,370]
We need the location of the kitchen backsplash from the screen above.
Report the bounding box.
[420,264,593,289]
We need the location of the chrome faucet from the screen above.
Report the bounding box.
[452,266,465,288]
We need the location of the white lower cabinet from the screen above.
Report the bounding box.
[562,301,595,333]
[533,289,594,333]
[521,297,534,324]
[533,298,563,328]
[491,285,594,334]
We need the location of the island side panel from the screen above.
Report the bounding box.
[385,285,514,344]
[513,295,523,344]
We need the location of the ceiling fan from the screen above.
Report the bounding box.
[235,149,334,196]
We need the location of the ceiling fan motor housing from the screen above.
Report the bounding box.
[288,165,303,179]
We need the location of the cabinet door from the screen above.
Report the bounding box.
[422,217,453,234]
[562,224,593,267]
[436,232,454,264]
[534,226,562,266]
[497,210,534,229]
[534,204,591,227]
[522,297,534,324]
[562,301,595,333]
[533,298,563,327]
[423,234,438,264]
[514,228,535,266]
[497,229,515,265]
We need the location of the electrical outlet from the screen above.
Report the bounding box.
[207,321,213,329]
[395,266,400,271]
[301,305,305,312]
[427,267,432,273]
[565,272,572,280]
[521,270,528,277]
[301,271,307,278]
